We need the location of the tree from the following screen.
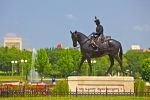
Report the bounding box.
[55,49,74,77]
[46,48,63,77]
[0,47,21,75]
[46,48,81,77]
[95,56,109,76]
[124,50,148,78]
[35,48,51,81]
[141,58,150,82]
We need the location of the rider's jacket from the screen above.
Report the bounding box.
[95,24,103,36]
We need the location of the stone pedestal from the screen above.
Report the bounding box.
[68,76,134,93]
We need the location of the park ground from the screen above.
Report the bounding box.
[0,97,150,100]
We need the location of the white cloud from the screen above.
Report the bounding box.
[65,14,77,20]
[133,24,150,32]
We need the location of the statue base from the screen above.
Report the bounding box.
[68,76,134,93]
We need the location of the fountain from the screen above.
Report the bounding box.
[28,48,40,83]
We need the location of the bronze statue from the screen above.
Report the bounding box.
[70,31,124,76]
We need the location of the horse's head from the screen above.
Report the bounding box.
[70,30,78,47]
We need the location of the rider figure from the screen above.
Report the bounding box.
[90,16,104,50]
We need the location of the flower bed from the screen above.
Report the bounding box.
[0,83,54,97]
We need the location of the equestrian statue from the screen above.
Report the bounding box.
[70,16,124,76]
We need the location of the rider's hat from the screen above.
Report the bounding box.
[94,16,100,24]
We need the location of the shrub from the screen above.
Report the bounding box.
[51,79,69,96]
[134,79,146,96]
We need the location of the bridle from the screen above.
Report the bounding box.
[72,32,93,48]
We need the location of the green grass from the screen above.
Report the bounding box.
[0,96,149,100]
[0,75,21,79]
[0,75,21,81]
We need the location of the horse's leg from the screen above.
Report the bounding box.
[78,56,86,75]
[86,57,92,76]
[106,55,114,76]
[114,55,124,75]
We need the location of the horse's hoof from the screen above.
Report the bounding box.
[105,73,111,76]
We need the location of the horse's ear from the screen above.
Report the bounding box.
[75,30,77,33]
[70,31,73,34]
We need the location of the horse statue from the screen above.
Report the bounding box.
[70,30,124,76]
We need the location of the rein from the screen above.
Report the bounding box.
[80,38,90,45]
[75,32,93,47]
[78,33,93,45]
[75,38,90,48]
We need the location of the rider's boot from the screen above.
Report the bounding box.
[92,42,99,52]
[90,40,95,48]
[90,40,99,51]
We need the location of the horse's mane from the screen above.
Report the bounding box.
[76,31,88,39]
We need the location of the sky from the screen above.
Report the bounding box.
[0,0,150,52]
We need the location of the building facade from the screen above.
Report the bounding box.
[131,44,141,50]
[3,36,22,50]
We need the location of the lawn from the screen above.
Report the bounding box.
[0,75,21,81]
[0,96,149,100]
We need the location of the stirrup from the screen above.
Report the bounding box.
[93,45,98,50]
[95,49,99,52]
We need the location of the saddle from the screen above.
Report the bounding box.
[92,36,111,44]
[90,35,112,51]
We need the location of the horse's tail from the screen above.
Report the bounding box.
[119,43,123,61]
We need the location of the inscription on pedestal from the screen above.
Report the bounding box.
[68,76,134,93]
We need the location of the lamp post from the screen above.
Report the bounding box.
[84,60,88,76]
[11,61,14,76]
[21,59,27,79]
[91,60,96,76]
[11,60,18,76]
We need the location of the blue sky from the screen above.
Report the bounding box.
[0,0,150,52]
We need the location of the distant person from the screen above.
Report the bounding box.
[51,77,56,85]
